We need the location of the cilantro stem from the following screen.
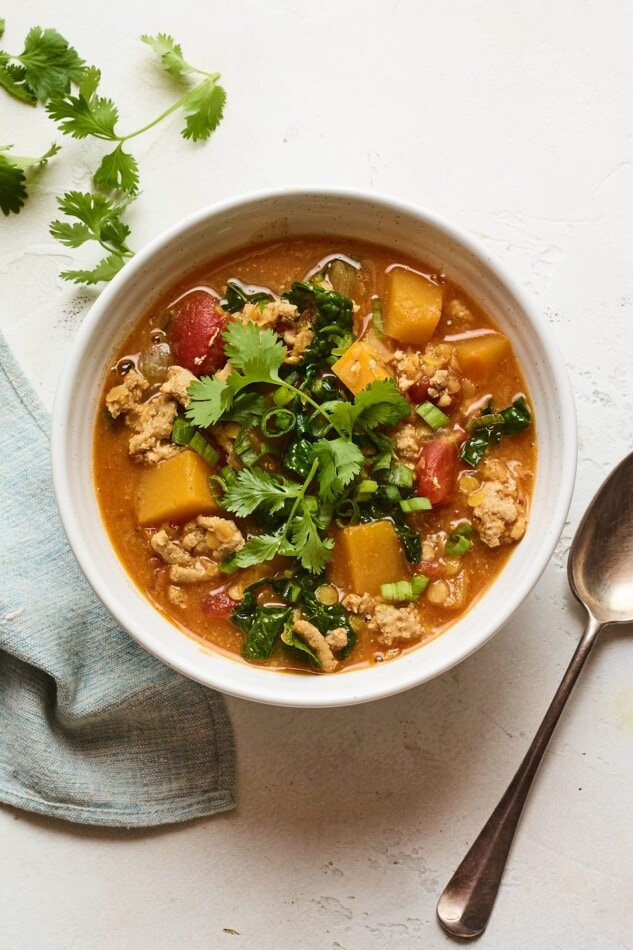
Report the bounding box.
[278,380,344,437]
[118,74,220,143]
[280,458,319,543]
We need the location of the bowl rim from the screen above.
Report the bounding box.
[51,185,577,706]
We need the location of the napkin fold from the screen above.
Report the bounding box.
[0,335,236,826]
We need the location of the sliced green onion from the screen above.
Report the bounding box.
[382,484,401,503]
[445,523,475,556]
[400,496,432,513]
[172,416,219,467]
[286,583,302,603]
[273,386,295,408]
[380,575,429,602]
[357,479,378,496]
[316,584,339,606]
[416,401,449,430]
[171,415,196,445]
[372,297,384,337]
[234,430,257,465]
[190,431,219,468]
[261,407,296,438]
[465,412,505,432]
[387,463,414,489]
[335,499,359,527]
[234,431,276,466]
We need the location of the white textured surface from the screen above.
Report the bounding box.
[1,1,632,947]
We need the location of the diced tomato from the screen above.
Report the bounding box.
[407,375,430,404]
[169,291,229,376]
[411,560,443,580]
[413,559,443,579]
[201,589,238,618]
[416,439,458,505]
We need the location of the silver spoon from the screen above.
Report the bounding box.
[437,450,633,939]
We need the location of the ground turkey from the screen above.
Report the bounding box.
[159,365,196,405]
[106,364,195,465]
[239,300,298,329]
[150,517,245,585]
[127,395,181,464]
[292,612,339,673]
[393,423,425,463]
[105,368,149,417]
[471,461,527,548]
[369,603,424,647]
[150,529,220,584]
[283,323,314,364]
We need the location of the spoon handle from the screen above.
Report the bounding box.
[436,614,603,938]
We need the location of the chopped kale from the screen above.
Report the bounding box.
[222,280,275,314]
[230,585,291,660]
[460,397,531,467]
[283,281,354,368]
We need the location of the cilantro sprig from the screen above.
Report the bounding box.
[1,21,227,284]
[49,191,134,284]
[0,23,85,105]
[185,320,411,574]
[46,40,225,192]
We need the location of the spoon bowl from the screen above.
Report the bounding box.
[437,450,633,938]
[568,451,633,624]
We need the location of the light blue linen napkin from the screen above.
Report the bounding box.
[0,334,236,826]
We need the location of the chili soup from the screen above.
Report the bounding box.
[94,237,536,674]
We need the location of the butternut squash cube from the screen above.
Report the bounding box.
[332,340,390,395]
[384,267,443,346]
[452,332,510,382]
[335,520,409,596]
[136,449,220,526]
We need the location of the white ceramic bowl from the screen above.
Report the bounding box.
[51,188,577,707]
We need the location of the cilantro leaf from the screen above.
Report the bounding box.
[51,190,129,237]
[48,220,92,247]
[185,375,229,428]
[182,79,226,142]
[312,438,364,501]
[352,379,410,430]
[222,469,299,518]
[47,71,119,139]
[93,144,139,194]
[222,320,285,380]
[0,26,85,105]
[231,531,289,570]
[0,62,37,104]
[18,27,85,102]
[60,252,127,285]
[0,18,5,40]
[140,33,190,79]
[326,379,409,437]
[186,324,287,428]
[0,153,27,215]
[0,142,60,215]
[290,508,334,573]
